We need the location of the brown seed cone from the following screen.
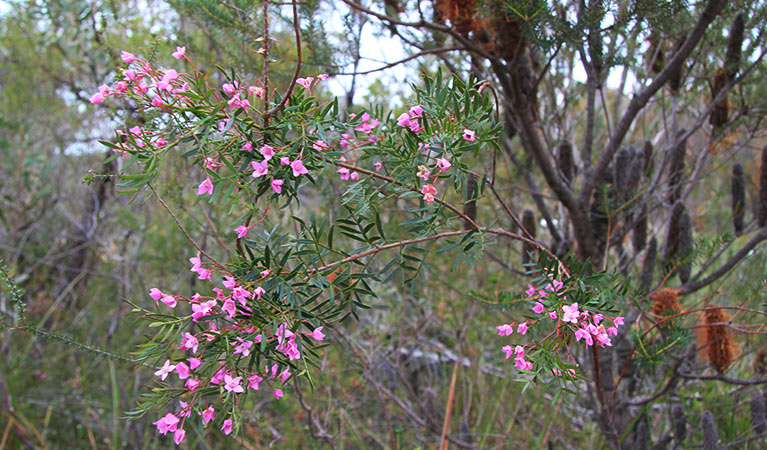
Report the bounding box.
[668,130,687,204]
[759,144,767,227]
[556,140,575,185]
[672,404,687,443]
[521,209,536,266]
[668,34,687,94]
[643,140,654,178]
[710,68,729,129]
[751,393,767,434]
[754,348,767,375]
[725,13,745,81]
[701,411,722,450]
[436,0,478,36]
[648,30,665,75]
[614,146,636,203]
[664,201,686,263]
[633,205,647,253]
[640,237,657,295]
[732,163,746,234]
[651,288,681,319]
[696,308,738,373]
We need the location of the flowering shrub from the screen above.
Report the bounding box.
[93,48,627,443]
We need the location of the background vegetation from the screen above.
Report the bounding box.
[1,0,767,448]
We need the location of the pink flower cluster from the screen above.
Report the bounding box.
[496,280,624,378]
[396,105,423,133]
[147,253,327,444]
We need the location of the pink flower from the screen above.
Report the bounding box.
[502,345,514,359]
[223,82,238,95]
[417,165,430,180]
[224,374,244,393]
[249,85,264,98]
[312,326,325,341]
[496,324,514,336]
[271,179,284,194]
[176,362,190,380]
[532,302,545,314]
[409,105,423,117]
[221,418,233,435]
[197,178,214,196]
[337,167,350,181]
[149,288,164,302]
[374,162,382,171]
[251,160,269,178]
[350,171,359,181]
[154,360,176,380]
[160,294,176,308]
[280,157,290,165]
[248,374,263,390]
[409,121,421,133]
[549,311,558,320]
[396,113,411,127]
[463,128,476,142]
[187,357,202,370]
[121,51,135,63]
[290,159,309,177]
[614,316,624,327]
[151,96,163,107]
[525,284,536,297]
[517,322,529,335]
[155,138,168,147]
[317,73,329,81]
[185,378,199,391]
[180,333,199,353]
[421,184,438,203]
[200,406,215,425]
[260,145,275,160]
[436,158,451,172]
[153,413,179,435]
[189,253,202,272]
[222,299,236,319]
[232,338,253,356]
[593,314,603,325]
[172,46,186,59]
[274,389,284,399]
[562,303,580,324]
[253,287,265,300]
[90,92,105,104]
[235,225,249,239]
[574,327,589,343]
[607,326,618,336]
[296,77,314,88]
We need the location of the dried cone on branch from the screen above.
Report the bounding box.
[434,0,477,36]
[701,411,722,450]
[651,288,681,320]
[667,130,687,204]
[710,68,729,130]
[725,13,745,81]
[754,348,767,375]
[556,140,575,185]
[696,308,738,373]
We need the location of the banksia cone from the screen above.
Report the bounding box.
[677,210,693,283]
[664,201,686,263]
[759,145,767,227]
[672,405,687,443]
[651,288,681,319]
[668,34,687,94]
[751,393,767,434]
[643,140,654,178]
[732,163,746,234]
[634,415,649,450]
[556,140,575,185]
[710,68,729,130]
[701,411,721,450]
[696,308,738,373]
[640,237,657,295]
[725,13,745,81]
[648,30,664,75]
[521,209,536,266]
[633,205,647,252]
[614,146,639,203]
[668,130,687,204]
[463,173,477,230]
[436,0,478,36]
[755,348,767,375]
